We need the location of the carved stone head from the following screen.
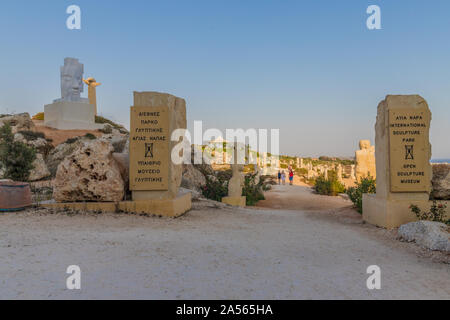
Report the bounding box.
[60,58,84,102]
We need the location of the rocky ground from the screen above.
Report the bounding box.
[0,185,448,300]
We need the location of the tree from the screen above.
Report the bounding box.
[0,123,36,181]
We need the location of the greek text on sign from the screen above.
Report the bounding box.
[130,106,169,191]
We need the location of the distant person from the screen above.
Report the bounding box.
[289,169,294,185]
[277,170,281,185]
[281,171,286,185]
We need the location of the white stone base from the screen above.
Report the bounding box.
[44,101,103,130]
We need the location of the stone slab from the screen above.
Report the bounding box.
[362,193,449,229]
[222,196,246,207]
[389,107,431,192]
[41,191,192,218]
[130,92,187,200]
[129,106,169,191]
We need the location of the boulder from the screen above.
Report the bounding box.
[112,153,129,183]
[46,139,85,177]
[181,164,206,192]
[398,221,450,253]
[53,139,125,202]
[100,134,129,153]
[432,164,450,200]
[0,113,36,133]
[28,154,51,182]
[14,133,53,156]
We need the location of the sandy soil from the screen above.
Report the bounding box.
[0,185,448,299]
[33,120,102,146]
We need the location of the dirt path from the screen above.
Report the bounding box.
[0,186,448,299]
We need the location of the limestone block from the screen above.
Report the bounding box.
[53,139,125,202]
[222,196,246,207]
[130,91,187,200]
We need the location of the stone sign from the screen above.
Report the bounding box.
[362,95,435,229]
[130,106,169,191]
[389,108,431,192]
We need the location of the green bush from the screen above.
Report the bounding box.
[296,167,308,175]
[346,176,376,214]
[0,123,36,181]
[84,133,97,140]
[64,137,79,144]
[201,175,228,202]
[314,170,345,196]
[410,201,449,225]
[242,173,265,206]
[18,130,46,141]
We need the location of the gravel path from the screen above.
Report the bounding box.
[0,185,449,299]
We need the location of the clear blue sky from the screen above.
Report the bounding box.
[0,0,449,158]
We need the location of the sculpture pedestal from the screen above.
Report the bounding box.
[44,101,103,130]
[222,196,246,207]
[363,193,429,229]
[41,191,192,218]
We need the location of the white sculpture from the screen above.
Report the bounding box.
[44,57,102,130]
[54,58,89,103]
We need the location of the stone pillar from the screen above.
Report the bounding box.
[337,164,343,182]
[222,143,246,207]
[128,91,191,216]
[363,95,432,228]
[350,165,356,180]
[355,140,376,181]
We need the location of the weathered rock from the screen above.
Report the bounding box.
[28,154,51,182]
[46,139,85,177]
[112,152,129,183]
[399,221,450,252]
[0,113,36,133]
[14,133,54,156]
[431,164,450,200]
[181,164,206,192]
[100,134,129,153]
[53,139,125,202]
[180,187,203,201]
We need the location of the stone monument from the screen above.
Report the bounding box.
[362,95,445,228]
[126,91,191,217]
[222,143,246,207]
[355,140,376,181]
[44,58,102,130]
[42,91,192,218]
